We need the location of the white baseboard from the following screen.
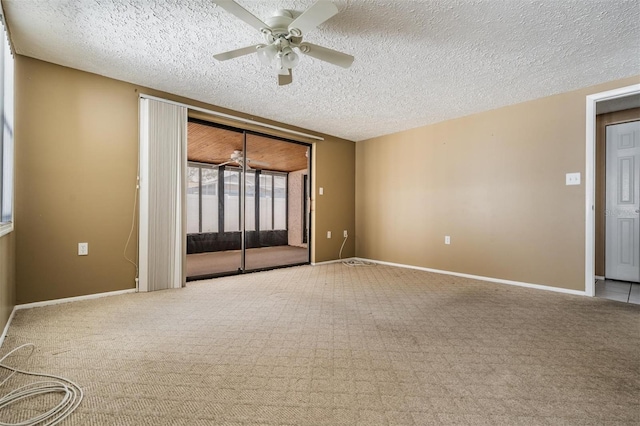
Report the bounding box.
[15,288,137,311]
[1,288,136,348]
[355,258,586,296]
[595,275,605,280]
[312,258,354,266]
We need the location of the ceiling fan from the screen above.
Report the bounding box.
[212,0,354,86]
[213,150,270,169]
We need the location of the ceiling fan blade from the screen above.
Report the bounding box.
[213,160,233,168]
[278,69,293,86]
[213,0,270,32]
[299,42,354,68]
[213,44,260,61]
[288,0,338,35]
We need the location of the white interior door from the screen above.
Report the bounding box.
[605,120,640,282]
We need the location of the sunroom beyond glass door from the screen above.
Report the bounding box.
[186,120,310,280]
[185,122,242,279]
[244,133,310,271]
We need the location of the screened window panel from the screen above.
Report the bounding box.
[224,170,240,232]
[201,168,218,233]
[186,166,199,234]
[274,175,286,230]
[245,171,256,231]
[259,174,273,230]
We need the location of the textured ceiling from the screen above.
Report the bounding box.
[3,0,639,141]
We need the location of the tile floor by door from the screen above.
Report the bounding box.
[595,279,640,304]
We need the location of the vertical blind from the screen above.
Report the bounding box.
[139,98,187,292]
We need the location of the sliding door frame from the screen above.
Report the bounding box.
[243,129,312,273]
[185,119,313,279]
[240,132,246,272]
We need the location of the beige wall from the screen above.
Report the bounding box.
[0,233,15,331]
[312,139,356,262]
[15,56,355,303]
[356,76,640,291]
[15,57,140,303]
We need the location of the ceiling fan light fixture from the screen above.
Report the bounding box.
[280,46,300,68]
[274,56,290,74]
[256,43,278,66]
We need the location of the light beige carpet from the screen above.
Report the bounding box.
[1,264,639,425]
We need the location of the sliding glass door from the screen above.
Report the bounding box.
[185,120,310,280]
[186,124,243,278]
[244,133,309,271]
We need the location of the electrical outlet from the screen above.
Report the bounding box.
[327,231,332,239]
[565,172,581,186]
[444,236,450,245]
[343,230,348,238]
[78,242,89,256]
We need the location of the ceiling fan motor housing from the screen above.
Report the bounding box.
[264,10,296,43]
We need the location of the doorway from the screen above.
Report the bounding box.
[604,121,640,282]
[185,120,311,280]
[586,84,640,298]
[596,119,640,303]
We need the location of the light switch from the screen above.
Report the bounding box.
[566,172,581,186]
[319,187,324,195]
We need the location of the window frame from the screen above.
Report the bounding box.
[272,173,287,231]
[187,118,309,238]
[223,167,241,232]
[258,171,288,231]
[0,10,14,238]
[188,162,289,235]
[187,161,220,234]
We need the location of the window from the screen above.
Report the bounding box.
[245,171,256,231]
[201,168,218,232]
[259,174,273,230]
[186,166,200,234]
[186,164,288,234]
[273,175,286,230]
[0,15,14,236]
[259,172,287,231]
[186,163,218,234]
[224,169,240,232]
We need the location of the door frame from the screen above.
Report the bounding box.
[585,84,640,296]
[604,121,640,282]
[184,119,314,279]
